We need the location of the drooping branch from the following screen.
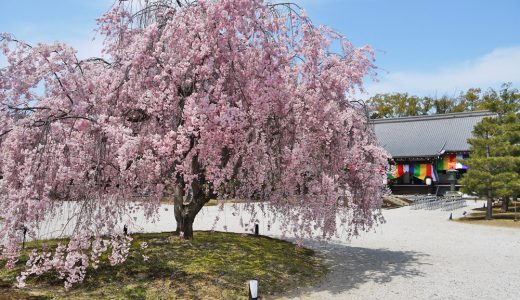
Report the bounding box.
[1,0,388,289]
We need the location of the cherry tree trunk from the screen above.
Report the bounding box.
[172,166,211,239]
[173,201,203,239]
[174,207,195,239]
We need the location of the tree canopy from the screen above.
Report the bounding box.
[366,86,515,119]
[0,0,388,288]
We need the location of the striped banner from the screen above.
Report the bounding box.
[437,154,469,171]
[391,164,438,182]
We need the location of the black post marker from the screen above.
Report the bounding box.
[123,225,128,236]
[22,226,27,249]
[449,213,452,220]
[254,224,259,236]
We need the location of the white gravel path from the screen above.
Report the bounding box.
[276,201,520,300]
[34,200,520,299]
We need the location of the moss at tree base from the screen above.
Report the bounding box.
[0,231,327,299]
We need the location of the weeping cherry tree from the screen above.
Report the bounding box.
[0,0,388,289]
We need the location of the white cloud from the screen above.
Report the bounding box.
[365,46,520,97]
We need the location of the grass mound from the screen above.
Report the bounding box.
[0,231,327,299]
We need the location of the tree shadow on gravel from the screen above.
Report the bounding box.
[281,240,429,297]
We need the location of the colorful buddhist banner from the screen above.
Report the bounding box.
[390,164,438,181]
[436,154,469,171]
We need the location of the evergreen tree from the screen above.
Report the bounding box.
[460,84,520,218]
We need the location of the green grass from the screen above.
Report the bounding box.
[457,201,520,228]
[0,231,327,299]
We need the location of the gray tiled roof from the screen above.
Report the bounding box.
[372,111,496,158]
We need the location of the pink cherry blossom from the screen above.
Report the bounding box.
[0,0,389,289]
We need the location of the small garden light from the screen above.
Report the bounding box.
[248,280,258,300]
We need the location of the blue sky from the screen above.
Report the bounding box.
[1,0,519,97]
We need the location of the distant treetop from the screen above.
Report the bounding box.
[367,83,519,119]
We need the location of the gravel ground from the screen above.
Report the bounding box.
[35,200,520,299]
[276,201,520,300]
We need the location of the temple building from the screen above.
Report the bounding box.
[372,111,496,195]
